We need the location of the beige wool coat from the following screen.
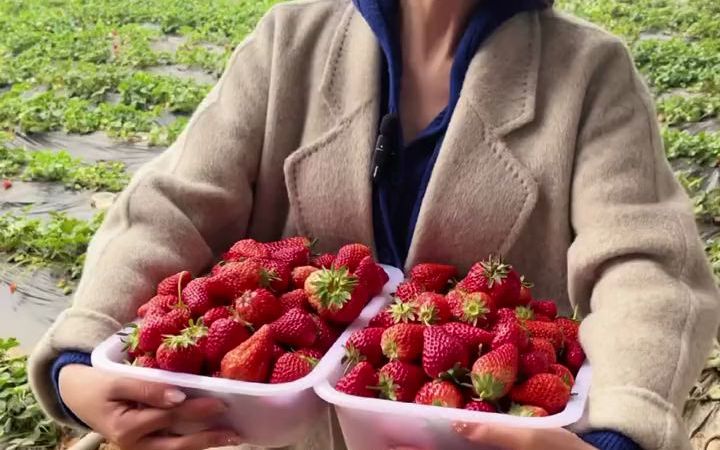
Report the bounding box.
[29,1,720,449]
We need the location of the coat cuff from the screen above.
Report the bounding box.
[581,431,642,450]
[28,307,122,429]
[51,351,92,427]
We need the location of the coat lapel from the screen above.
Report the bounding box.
[406,11,542,272]
[284,4,381,253]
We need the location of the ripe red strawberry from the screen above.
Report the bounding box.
[440,322,494,352]
[264,236,312,254]
[181,277,215,316]
[378,361,427,401]
[210,260,262,300]
[235,288,282,327]
[253,258,292,293]
[309,314,340,352]
[410,263,457,292]
[556,316,580,343]
[492,321,529,352]
[297,348,323,359]
[369,308,396,329]
[333,243,372,272]
[470,343,518,400]
[138,309,190,353]
[534,314,552,322]
[132,355,158,369]
[157,271,192,296]
[422,326,469,378]
[458,258,521,308]
[415,381,464,408]
[291,266,317,290]
[156,333,204,374]
[563,339,586,374]
[202,306,232,327]
[464,400,497,412]
[509,404,549,417]
[311,253,335,269]
[271,344,285,362]
[272,246,310,268]
[279,289,310,313]
[527,338,557,364]
[345,327,385,366]
[137,294,177,318]
[381,323,424,362]
[517,277,533,306]
[305,268,369,324]
[220,325,274,382]
[335,361,378,398]
[520,351,551,377]
[394,281,425,302]
[269,352,318,383]
[223,239,269,261]
[548,363,575,387]
[494,307,517,325]
[446,289,495,326]
[411,292,452,325]
[509,373,571,414]
[524,320,563,350]
[529,300,557,320]
[204,318,250,366]
[269,307,317,348]
[354,256,389,296]
[2,179,12,190]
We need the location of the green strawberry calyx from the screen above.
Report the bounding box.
[470,372,507,401]
[417,304,440,325]
[310,267,358,311]
[480,256,511,288]
[376,373,399,401]
[515,306,534,321]
[509,403,543,417]
[390,300,416,323]
[182,319,208,342]
[461,293,489,326]
[343,344,367,369]
[162,332,196,349]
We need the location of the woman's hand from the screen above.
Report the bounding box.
[59,364,242,450]
[391,423,595,450]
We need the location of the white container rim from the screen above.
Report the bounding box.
[91,265,406,397]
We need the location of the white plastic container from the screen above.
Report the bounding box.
[92,265,404,447]
[315,302,592,450]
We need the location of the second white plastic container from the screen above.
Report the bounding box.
[315,299,592,450]
[92,265,404,448]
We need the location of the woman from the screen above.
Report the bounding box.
[28,0,720,449]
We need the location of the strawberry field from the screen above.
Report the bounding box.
[0,0,719,448]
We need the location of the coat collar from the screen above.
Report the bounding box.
[320,3,541,136]
[286,3,541,271]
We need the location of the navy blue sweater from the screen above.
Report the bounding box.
[52,2,641,449]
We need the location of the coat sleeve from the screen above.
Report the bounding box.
[567,38,720,450]
[28,9,278,427]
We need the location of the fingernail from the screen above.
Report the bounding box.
[453,422,470,436]
[223,434,242,445]
[164,389,186,405]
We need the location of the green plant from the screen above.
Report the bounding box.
[0,338,62,449]
[657,94,720,126]
[149,116,190,146]
[663,128,720,166]
[0,211,105,278]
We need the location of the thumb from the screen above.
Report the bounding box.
[109,377,186,408]
[453,422,532,449]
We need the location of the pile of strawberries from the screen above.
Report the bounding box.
[335,258,586,417]
[123,237,388,384]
